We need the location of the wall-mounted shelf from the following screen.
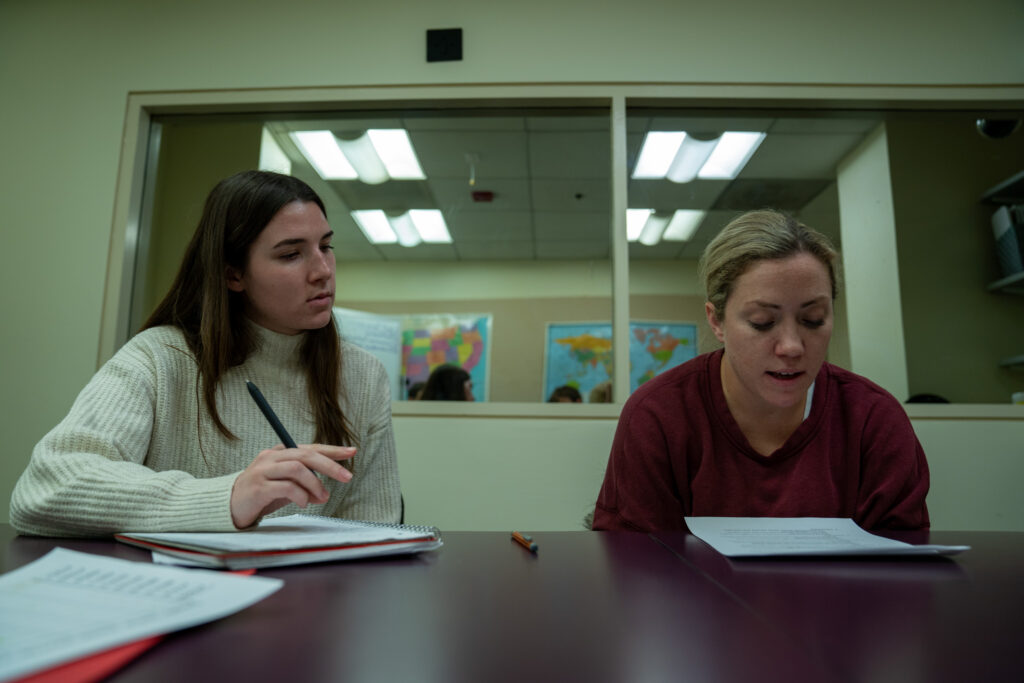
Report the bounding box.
[982,169,1024,204]
[982,171,1024,370]
[998,354,1024,369]
[987,270,1024,295]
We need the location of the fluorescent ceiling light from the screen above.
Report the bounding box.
[409,209,452,243]
[387,212,422,247]
[352,209,451,247]
[628,209,706,245]
[638,213,671,246]
[662,210,706,242]
[291,129,426,183]
[666,137,718,184]
[698,131,766,179]
[368,129,426,180]
[633,130,766,183]
[290,131,357,179]
[259,128,292,175]
[632,132,685,178]
[338,133,389,185]
[627,209,653,241]
[351,210,398,244]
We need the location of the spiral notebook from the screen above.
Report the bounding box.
[115,514,443,569]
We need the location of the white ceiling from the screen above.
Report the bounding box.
[265,110,879,262]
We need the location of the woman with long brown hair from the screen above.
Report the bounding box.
[12,170,401,535]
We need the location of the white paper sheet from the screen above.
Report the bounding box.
[684,517,970,558]
[0,547,282,682]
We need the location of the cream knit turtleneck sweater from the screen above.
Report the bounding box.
[11,324,402,537]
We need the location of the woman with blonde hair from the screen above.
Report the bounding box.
[593,209,929,531]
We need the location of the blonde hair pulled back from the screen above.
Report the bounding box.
[698,209,839,318]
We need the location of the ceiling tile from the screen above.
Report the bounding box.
[329,179,434,212]
[533,212,610,242]
[531,178,611,211]
[430,177,531,212]
[446,210,534,242]
[768,118,880,134]
[526,114,609,131]
[410,130,529,178]
[712,179,834,212]
[403,116,527,131]
[628,179,729,210]
[536,240,609,260]
[742,133,867,179]
[456,241,535,260]
[529,131,611,179]
[335,240,384,261]
[278,117,405,133]
[629,241,688,260]
[375,244,460,261]
[635,116,772,136]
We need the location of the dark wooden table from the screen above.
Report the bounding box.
[3,526,1022,683]
[651,529,1024,683]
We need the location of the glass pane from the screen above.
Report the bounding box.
[133,106,613,403]
[624,106,1024,405]
[624,107,880,396]
[886,110,1024,404]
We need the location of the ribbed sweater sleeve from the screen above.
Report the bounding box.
[10,324,402,537]
[323,352,402,524]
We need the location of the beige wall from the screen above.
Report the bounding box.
[395,410,1024,531]
[837,125,911,400]
[888,115,1024,403]
[395,414,616,530]
[139,120,262,326]
[915,413,1024,531]
[341,293,706,402]
[2,0,1022,528]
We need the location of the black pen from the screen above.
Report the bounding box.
[246,380,297,448]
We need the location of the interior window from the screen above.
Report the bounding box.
[623,108,875,395]
[133,107,613,403]
[129,101,1024,405]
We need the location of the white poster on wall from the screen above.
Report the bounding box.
[333,307,402,401]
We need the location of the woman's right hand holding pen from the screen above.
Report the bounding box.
[230,444,355,529]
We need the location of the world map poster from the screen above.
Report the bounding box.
[543,321,698,402]
[401,313,492,401]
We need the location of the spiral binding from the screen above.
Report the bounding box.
[293,512,440,537]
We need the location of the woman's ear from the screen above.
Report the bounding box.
[225,267,245,293]
[705,302,726,344]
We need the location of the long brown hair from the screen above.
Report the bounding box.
[143,170,354,449]
[419,364,471,401]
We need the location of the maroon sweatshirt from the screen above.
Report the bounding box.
[593,350,930,531]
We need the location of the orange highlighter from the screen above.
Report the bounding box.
[511,531,538,553]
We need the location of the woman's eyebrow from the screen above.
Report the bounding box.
[799,296,830,308]
[270,237,305,249]
[746,295,830,310]
[271,231,333,250]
